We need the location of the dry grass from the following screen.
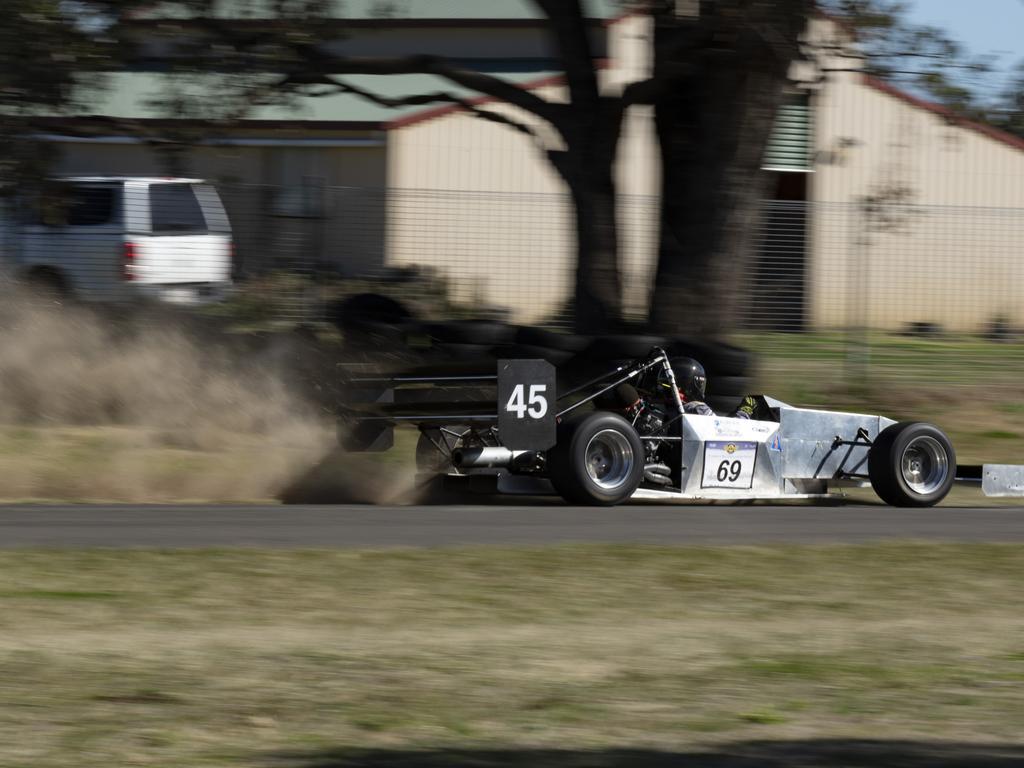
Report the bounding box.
[0,292,339,502]
[752,333,1024,465]
[0,425,325,503]
[2,545,1024,766]
[1,296,1022,503]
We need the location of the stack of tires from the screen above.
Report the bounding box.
[331,294,755,404]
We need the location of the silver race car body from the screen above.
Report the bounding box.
[341,349,1023,507]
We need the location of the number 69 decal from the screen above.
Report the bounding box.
[505,383,548,419]
[701,441,757,489]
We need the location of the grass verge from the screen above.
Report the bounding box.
[2,330,1023,503]
[2,544,1024,766]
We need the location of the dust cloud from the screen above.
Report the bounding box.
[0,290,345,502]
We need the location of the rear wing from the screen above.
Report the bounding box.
[339,349,680,453]
[339,359,556,452]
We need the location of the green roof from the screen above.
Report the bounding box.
[132,0,620,20]
[69,71,558,126]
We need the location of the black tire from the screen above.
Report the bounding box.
[868,422,956,507]
[424,320,514,346]
[578,334,668,361]
[23,267,70,302]
[547,411,644,506]
[354,320,411,344]
[514,326,592,353]
[329,293,412,332]
[492,343,575,366]
[432,342,497,362]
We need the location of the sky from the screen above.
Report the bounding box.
[905,0,1024,97]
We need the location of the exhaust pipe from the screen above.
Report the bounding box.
[452,447,524,468]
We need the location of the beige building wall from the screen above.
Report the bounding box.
[607,14,661,320]
[386,14,660,324]
[386,83,573,322]
[809,20,1024,332]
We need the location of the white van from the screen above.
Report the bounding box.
[0,177,233,304]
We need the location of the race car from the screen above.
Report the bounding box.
[340,348,1024,507]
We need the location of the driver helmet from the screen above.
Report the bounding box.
[658,357,707,402]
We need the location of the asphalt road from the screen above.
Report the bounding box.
[2,503,1024,548]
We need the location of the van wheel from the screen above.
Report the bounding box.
[547,411,644,506]
[23,268,69,302]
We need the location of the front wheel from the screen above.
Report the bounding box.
[547,411,644,506]
[868,422,956,507]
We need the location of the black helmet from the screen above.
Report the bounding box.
[658,357,707,402]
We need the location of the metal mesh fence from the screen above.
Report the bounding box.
[3,181,1024,396]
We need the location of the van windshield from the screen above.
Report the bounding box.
[150,184,208,234]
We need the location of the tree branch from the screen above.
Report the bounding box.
[303,75,542,139]
[304,56,565,128]
[184,25,566,130]
[172,15,569,132]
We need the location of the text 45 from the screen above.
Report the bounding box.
[505,384,548,419]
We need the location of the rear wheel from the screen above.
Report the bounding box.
[548,411,644,506]
[23,267,69,303]
[868,422,956,507]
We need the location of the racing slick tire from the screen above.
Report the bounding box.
[868,422,956,507]
[548,411,645,506]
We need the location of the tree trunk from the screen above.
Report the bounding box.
[649,0,807,339]
[552,98,625,335]
[565,161,621,334]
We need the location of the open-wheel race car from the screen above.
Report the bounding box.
[340,348,1024,507]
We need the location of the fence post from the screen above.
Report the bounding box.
[845,202,871,391]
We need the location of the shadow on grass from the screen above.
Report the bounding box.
[271,741,1024,767]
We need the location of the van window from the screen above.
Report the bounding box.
[32,184,117,227]
[67,186,117,226]
[150,184,208,233]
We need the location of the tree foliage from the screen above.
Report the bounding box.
[993,62,1024,139]
[0,0,118,188]
[3,0,1020,332]
[818,0,1022,138]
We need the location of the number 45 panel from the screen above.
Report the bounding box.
[701,441,758,490]
[497,359,557,451]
